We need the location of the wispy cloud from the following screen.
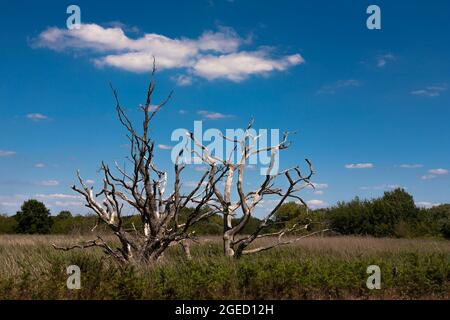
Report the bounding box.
[428,168,448,175]
[306,182,328,194]
[184,180,207,188]
[39,180,60,187]
[411,84,447,97]
[171,74,193,86]
[399,164,423,169]
[0,194,86,213]
[345,163,374,169]
[306,199,327,207]
[33,24,304,83]
[360,184,402,191]
[194,166,208,172]
[0,150,16,157]
[197,110,234,120]
[157,144,173,150]
[0,194,25,209]
[421,168,448,180]
[317,79,361,94]
[35,193,81,200]
[376,53,396,68]
[26,113,49,121]
[0,201,21,207]
[415,201,441,208]
[34,163,45,168]
[311,183,328,189]
[54,201,85,207]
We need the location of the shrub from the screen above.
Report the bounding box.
[0,215,17,234]
[441,223,450,239]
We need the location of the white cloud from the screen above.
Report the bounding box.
[179,109,188,115]
[415,201,441,208]
[197,110,234,120]
[0,150,16,157]
[0,202,20,207]
[26,113,49,121]
[0,195,25,211]
[194,166,208,172]
[193,52,303,81]
[34,163,45,168]
[428,168,448,175]
[310,183,328,189]
[0,194,85,214]
[86,179,95,184]
[34,24,303,82]
[184,180,207,188]
[146,105,159,112]
[422,168,448,180]
[411,84,447,97]
[35,193,81,200]
[306,183,328,194]
[54,201,84,207]
[345,163,374,169]
[360,184,402,191]
[158,144,173,150]
[317,79,361,94]
[399,164,423,169]
[376,53,395,68]
[172,74,193,86]
[306,199,326,207]
[39,180,60,187]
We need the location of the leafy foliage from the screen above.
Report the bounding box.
[14,200,53,234]
[0,215,17,234]
[328,189,449,238]
[2,191,449,238]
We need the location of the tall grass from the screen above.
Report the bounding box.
[0,235,449,299]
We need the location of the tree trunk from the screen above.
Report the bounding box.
[223,232,235,257]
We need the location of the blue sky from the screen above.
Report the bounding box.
[1,0,449,216]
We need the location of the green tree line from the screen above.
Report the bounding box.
[1,189,449,238]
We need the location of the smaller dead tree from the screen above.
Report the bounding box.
[189,120,329,258]
[53,64,224,264]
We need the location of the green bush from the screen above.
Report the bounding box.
[328,188,449,238]
[441,223,450,239]
[0,215,17,234]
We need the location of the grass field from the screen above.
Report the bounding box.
[0,235,449,299]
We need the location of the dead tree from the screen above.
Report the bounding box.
[53,64,224,264]
[189,120,329,258]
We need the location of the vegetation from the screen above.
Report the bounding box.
[1,189,449,240]
[14,200,53,234]
[0,235,448,299]
[328,189,450,238]
[1,193,448,299]
[0,215,17,234]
